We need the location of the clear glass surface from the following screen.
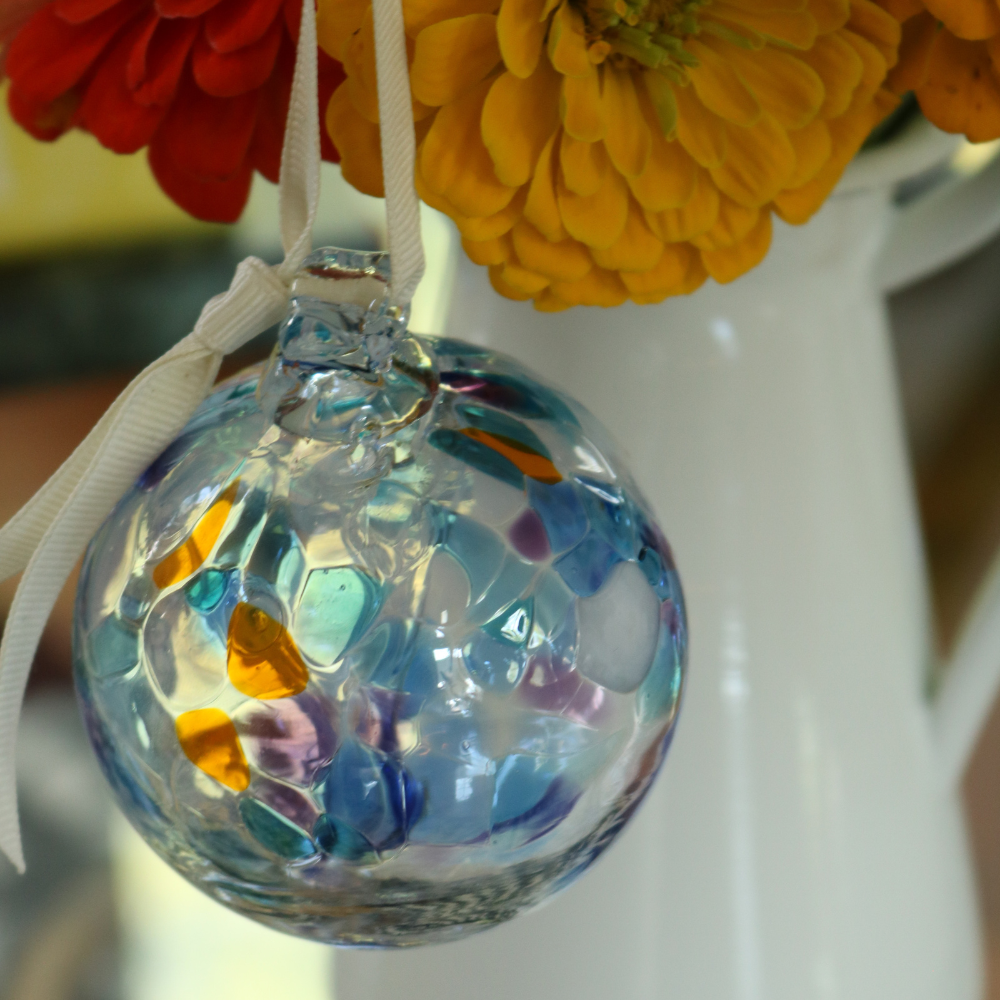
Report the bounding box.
[73,249,687,945]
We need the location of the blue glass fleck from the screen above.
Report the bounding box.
[239,798,317,860]
[428,429,525,490]
[638,611,686,724]
[216,488,268,568]
[248,503,301,586]
[316,741,420,851]
[577,477,639,559]
[553,533,622,597]
[313,814,375,861]
[88,615,140,677]
[527,480,588,554]
[295,566,382,665]
[456,403,553,458]
[481,598,534,647]
[138,432,195,492]
[491,756,581,847]
[184,569,229,613]
[435,509,506,601]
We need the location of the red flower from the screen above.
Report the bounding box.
[4,0,345,222]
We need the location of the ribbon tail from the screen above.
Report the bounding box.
[0,348,223,871]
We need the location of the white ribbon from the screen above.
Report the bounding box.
[0,0,424,872]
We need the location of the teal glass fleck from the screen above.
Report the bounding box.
[73,248,687,946]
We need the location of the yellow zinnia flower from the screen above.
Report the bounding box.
[879,0,1000,141]
[320,0,902,309]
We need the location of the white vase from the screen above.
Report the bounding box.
[336,119,1000,999]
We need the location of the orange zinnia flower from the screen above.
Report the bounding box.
[879,0,1000,141]
[321,0,902,309]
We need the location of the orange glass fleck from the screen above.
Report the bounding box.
[175,708,250,791]
[152,480,239,589]
[227,602,310,700]
[459,427,562,485]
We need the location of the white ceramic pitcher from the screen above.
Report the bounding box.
[335,118,1000,999]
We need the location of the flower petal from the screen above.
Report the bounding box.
[807,0,849,34]
[149,133,253,221]
[878,0,923,20]
[773,87,895,222]
[644,167,720,242]
[602,66,651,177]
[620,242,697,299]
[193,13,282,97]
[560,133,605,195]
[316,0,368,59]
[489,263,534,300]
[842,29,888,109]
[686,37,762,127]
[6,0,141,103]
[156,0,220,17]
[711,113,796,207]
[628,130,697,210]
[6,87,78,141]
[917,32,1000,141]
[327,81,385,195]
[548,267,628,306]
[590,199,663,271]
[411,13,500,106]
[886,10,937,94]
[53,0,122,22]
[500,261,551,293]
[511,219,592,280]
[923,0,1000,42]
[128,15,200,106]
[78,18,168,151]
[557,144,629,248]
[547,1,589,77]
[157,72,258,178]
[704,37,824,130]
[404,0,500,36]
[700,209,772,282]
[421,75,518,216]
[689,196,759,251]
[205,0,283,53]
[463,234,513,264]
[848,0,900,67]
[453,188,527,238]
[799,29,864,117]
[711,1,818,49]
[674,81,728,168]
[786,117,831,187]
[497,0,547,78]
[561,64,606,141]
[482,63,560,185]
[525,129,568,240]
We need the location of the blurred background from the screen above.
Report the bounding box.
[5,83,1000,999]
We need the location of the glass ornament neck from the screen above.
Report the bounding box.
[280,247,411,372]
[258,247,437,455]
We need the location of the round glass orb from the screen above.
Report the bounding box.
[73,248,687,946]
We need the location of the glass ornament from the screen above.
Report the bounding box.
[73,248,687,946]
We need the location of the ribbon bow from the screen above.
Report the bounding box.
[0,0,424,872]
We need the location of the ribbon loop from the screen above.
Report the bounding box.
[0,0,425,872]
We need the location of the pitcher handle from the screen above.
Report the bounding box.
[872,122,1000,294]
[865,120,1000,785]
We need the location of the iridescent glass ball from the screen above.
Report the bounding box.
[73,248,687,945]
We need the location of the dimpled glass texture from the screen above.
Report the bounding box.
[73,248,687,946]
